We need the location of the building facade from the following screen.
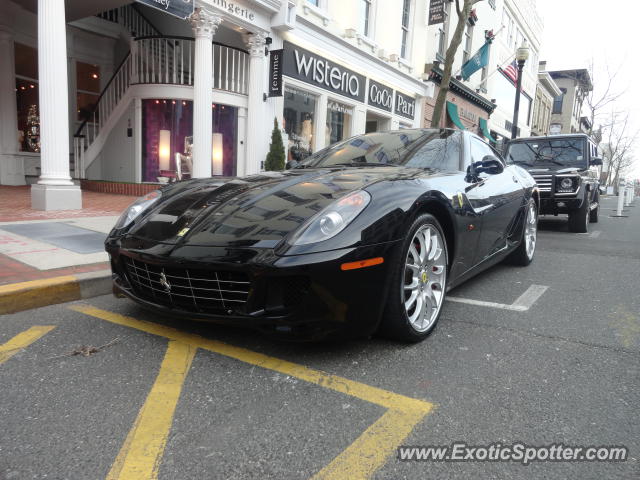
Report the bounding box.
[530,61,561,136]
[0,0,435,210]
[1,0,563,211]
[548,68,593,135]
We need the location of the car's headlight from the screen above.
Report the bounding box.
[556,177,578,193]
[291,190,371,245]
[113,190,162,230]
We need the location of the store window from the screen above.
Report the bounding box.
[142,100,237,182]
[283,85,317,162]
[76,62,101,122]
[14,43,39,152]
[326,100,353,145]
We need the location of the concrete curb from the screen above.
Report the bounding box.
[0,270,112,315]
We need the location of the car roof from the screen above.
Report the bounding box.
[509,133,591,142]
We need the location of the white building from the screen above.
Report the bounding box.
[0,0,433,210]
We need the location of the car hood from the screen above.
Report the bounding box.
[126,167,422,247]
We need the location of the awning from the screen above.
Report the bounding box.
[446,101,466,131]
[479,117,498,143]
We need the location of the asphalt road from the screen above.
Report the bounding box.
[1,195,638,480]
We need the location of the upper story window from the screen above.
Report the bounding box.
[307,0,319,6]
[437,1,450,59]
[529,50,538,75]
[401,0,412,58]
[358,0,373,37]
[462,23,473,64]
[553,88,566,114]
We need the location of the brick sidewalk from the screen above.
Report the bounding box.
[0,186,137,286]
[0,186,135,222]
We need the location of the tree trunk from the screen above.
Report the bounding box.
[430,0,478,128]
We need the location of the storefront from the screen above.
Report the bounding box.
[141,99,238,182]
[278,40,423,162]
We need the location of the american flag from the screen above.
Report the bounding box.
[502,60,519,84]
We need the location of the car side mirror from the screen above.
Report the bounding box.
[474,155,505,175]
[590,157,603,166]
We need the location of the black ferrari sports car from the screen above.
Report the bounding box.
[106,129,538,342]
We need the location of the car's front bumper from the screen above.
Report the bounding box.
[107,236,401,341]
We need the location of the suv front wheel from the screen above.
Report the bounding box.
[568,197,590,233]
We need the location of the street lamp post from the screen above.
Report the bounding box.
[511,42,530,139]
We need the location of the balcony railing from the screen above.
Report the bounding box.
[132,36,249,94]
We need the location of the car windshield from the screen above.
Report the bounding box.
[506,138,587,170]
[295,129,462,171]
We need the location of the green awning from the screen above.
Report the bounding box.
[479,117,497,143]
[446,101,466,131]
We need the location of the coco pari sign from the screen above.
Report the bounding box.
[368,80,393,112]
[282,42,366,102]
[395,91,416,120]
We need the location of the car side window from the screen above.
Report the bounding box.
[470,138,498,165]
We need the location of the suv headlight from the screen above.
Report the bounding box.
[290,190,371,245]
[113,190,162,230]
[556,176,578,193]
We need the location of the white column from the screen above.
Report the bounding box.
[243,32,267,176]
[31,0,81,210]
[314,93,328,152]
[189,7,221,178]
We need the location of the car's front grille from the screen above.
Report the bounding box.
[123,256,251,313]
[532,174,553,192]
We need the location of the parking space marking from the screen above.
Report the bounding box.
[69,305,434,480]
[511,285,549,310]
[107,340,196,480]
[447,284,548,312]
[311,408,428,480]
[0,325,55,365]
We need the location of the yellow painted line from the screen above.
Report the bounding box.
[106,340,196,480]
[0,275,77,294]
[69,305,435,479]
[0,325,56,364]
[0,275,80,314]
[311,407,431,480]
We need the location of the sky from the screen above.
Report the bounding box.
[535,0,640,178]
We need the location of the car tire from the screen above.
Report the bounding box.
[589,194,599,223]
[506,198,537,266]
[378,214,448,343]
[568,196,589,233]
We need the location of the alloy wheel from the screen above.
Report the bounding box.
[525,202,537,259]
[402,224,447,332]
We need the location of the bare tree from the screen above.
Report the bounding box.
[583,59,626,137]
[600,112,638,188]
[430,0,484,128]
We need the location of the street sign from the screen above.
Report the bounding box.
[135,0,194,20]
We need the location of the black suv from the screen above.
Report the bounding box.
[504,134,602,233]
